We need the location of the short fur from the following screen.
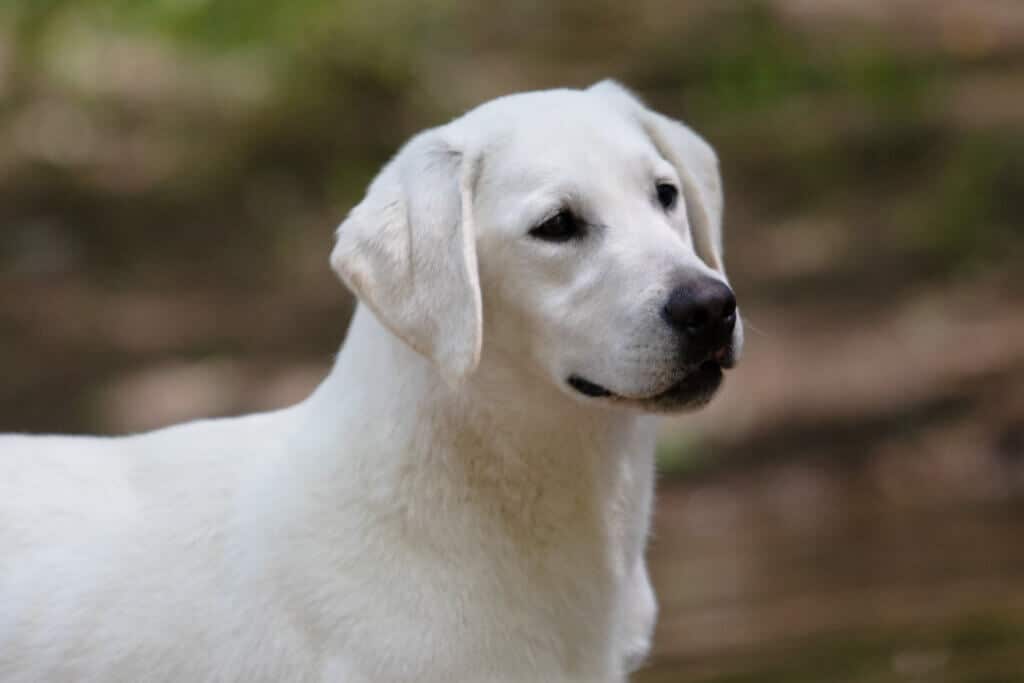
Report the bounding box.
[0,81,742,682]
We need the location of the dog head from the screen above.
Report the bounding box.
[331,81,743,413]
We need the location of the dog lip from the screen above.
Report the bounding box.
[647,361,722,401]
[568,375,614,398]
[568,360,725,402]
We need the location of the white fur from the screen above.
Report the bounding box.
[0,81,740,682]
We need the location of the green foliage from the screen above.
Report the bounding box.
[635,2,940,117]
[655,432,711,476]
[922,133,1024,270]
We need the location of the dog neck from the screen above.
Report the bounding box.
[295,304,656,541]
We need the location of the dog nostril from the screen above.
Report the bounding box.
[721,298,736,326]
[685,308,710,335]
[720,294,737,333]
[721,296,736,319]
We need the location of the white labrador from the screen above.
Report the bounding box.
[0,81,742,683]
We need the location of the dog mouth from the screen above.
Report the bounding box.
[568,359,727,411]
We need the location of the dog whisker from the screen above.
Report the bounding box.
[741,316,769,337]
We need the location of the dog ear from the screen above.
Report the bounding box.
[589,80,725,273]
[330,128,482,384]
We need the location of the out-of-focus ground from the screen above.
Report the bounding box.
[2,1,1024,680]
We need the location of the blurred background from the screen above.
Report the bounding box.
[2,0,1024,680]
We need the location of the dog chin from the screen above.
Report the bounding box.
[567,361,725,414]
[629,361,724,413]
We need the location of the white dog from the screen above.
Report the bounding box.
[0,81,742,683]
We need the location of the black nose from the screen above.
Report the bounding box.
[662,278,737,352]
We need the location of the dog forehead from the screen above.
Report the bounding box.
[459,90,657,193]
[467,90,650,157]
[464,88,626,128]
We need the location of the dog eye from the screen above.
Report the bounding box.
[656,183,678,210]
[529,210,583,242]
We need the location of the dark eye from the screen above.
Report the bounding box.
[656,183,678,210]
[529,210,583,242]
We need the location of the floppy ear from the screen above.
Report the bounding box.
[589,80,725,273]
[330,128,482,384]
